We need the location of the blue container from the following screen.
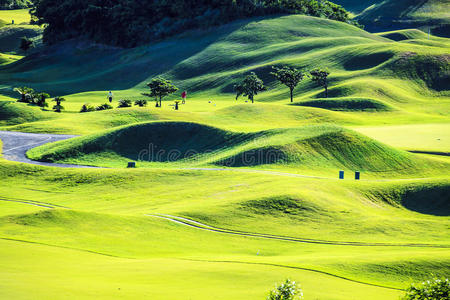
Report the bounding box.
[355,171,360,180]
[339,171,344,179]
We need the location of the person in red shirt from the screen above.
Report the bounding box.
[181,91,187,104]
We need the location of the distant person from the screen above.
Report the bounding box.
[107,91,113,103]
[181,91,187,104]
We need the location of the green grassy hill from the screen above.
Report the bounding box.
[357,0,450,37]
[27,121,448,178]
[0,100,51,125]
[332,0,383,14]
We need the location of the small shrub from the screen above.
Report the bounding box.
[403,278,449,300]
[20,36,34,51]
[96,103,113,111]
[134,99,147,107]
[117,99,132,108]
[80,104,95,113]
[267,279,303,300]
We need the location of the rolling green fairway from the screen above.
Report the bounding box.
[0,7,449,300]
[0,8,30,25]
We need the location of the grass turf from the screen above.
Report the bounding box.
[0,8,448,300]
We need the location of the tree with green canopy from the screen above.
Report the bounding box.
[14,87,34,103]
[35,92,50,107]
[309,68,331,98]
[235,72,266,104]
[271,66,305,102]
[52,96,65,112]
[143,77,178,107]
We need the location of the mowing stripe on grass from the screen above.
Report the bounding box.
[0,196,70,209]
[0,236,132,259]
[148,214,450,248]
[181,258,405,291]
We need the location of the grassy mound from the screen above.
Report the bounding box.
[367,182,450,216]
[27,121,445,175]
[385,53,450,91]
[376,29,432,41]
[240,195,323,216]
[357,0,450,37]
[292,98,391,111]
[0,101,50,126]
[27,121,256,163]
[217,128,426,173]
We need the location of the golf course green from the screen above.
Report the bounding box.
[0,3,449,299]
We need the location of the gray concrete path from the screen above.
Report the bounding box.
[0,131,94,168]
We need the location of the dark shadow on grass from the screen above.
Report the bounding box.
[400,185,450,216]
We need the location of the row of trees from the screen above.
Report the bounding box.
[139,67,330,109]
[30,0,354,47]
[13,87,65,112]
[235,66,330,103]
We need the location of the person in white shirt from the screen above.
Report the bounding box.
[107,91,113,103]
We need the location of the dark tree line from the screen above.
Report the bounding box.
[30,0,353,47]
[0,0,30,9]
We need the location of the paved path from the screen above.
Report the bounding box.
[0,131,94,168]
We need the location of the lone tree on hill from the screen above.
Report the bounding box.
[143,77,178,108]
[52,96,65,112]
[235,72,266,104]
[14,87,34,103]
[271,66,304,102]
[309,68,330,98]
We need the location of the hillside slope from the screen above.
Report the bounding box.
[0,14,447,102]
[357,0,450,37]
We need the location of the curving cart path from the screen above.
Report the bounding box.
[0,131,95,168]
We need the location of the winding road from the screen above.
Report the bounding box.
[0,131,94,168]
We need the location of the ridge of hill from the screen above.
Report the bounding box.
[357,0,450,37]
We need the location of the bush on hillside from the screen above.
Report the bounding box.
[30,0,353,47]
[267,279,303,300]
[134,99,147,107]
[80,103,95,112]
[117,99,132,108]
[95,103,113,111]
[402,278,449,300]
